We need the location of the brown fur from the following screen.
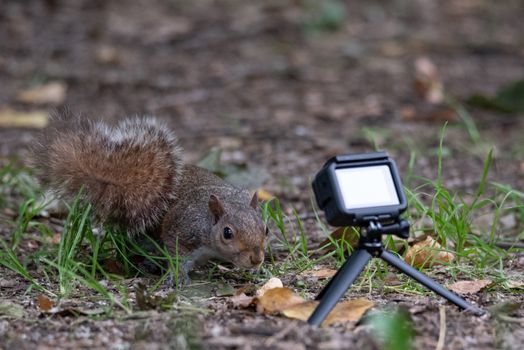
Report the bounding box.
[32,110,183,234]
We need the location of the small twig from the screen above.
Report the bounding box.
[436,306,446,350]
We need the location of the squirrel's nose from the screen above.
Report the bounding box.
[250,251,264,266]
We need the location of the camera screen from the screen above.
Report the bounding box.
[335,165,400,210]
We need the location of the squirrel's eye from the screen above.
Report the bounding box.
[223,227,234,239]
[265,227,269,236]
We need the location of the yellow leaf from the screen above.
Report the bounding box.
[256,277,283,297]
[282,298,374,326]
[254,287,304,314]
[16,82,67,105]
[0,109,49,128]
[445,280,492,294]
[404,236,454,268]
[256,189,274,201]
[281,300,318,321]
[300,268,338,280]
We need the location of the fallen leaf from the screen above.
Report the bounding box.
[383,272,403,286]
[0,109,49,128]
[300,269,337,280]
[446,280,492,294]
[230,282,374,326]
[404,236,455,268]
[507,280,524,289]
[16,81,67,105]
[282,298,374,326]
[254,287,305,314]
[257,189,275,201]
[321,298,374,326]
[281,300,318,322]
[414,57,444,104]
[256,277,284,297]
[37,294,54,312]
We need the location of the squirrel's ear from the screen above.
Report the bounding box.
[209,195,225,224]
[250,192,259,209]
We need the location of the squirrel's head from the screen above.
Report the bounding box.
[208,193,268,269]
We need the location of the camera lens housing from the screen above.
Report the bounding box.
[312,152,407,227]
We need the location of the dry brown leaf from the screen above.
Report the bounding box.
[16,82,67,105]
[507,280,524,289]
[230,283,374,327]
[256,277,283,297]
[446,280,492,295]
[37,294,54,312]
[404,236,455,268]
[0,109,49,128]
[414,57,444,104]
[254,287,304,314]
[280,300,318,322]
[282,298,374,326]
[300,269,337,280]
[383,272,402,286]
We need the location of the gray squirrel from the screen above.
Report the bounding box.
[33,110,268,284]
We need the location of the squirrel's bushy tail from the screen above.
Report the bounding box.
[33,110,183,234]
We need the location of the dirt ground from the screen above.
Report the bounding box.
[1,0,524,349]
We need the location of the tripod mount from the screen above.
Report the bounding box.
[307,218,484,326]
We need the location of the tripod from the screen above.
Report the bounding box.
[307,219,484,326]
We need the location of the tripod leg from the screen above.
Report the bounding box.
[307,249,373,326]
[380,250,484,315]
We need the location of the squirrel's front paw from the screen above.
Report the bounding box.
[164,267,190,288]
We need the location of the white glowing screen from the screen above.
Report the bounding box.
[335,165,400,209]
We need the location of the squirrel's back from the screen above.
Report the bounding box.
[33,111,183,234]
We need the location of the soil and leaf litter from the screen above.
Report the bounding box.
[1,0,524,349]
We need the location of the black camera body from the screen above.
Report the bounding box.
[312,152,407,227]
